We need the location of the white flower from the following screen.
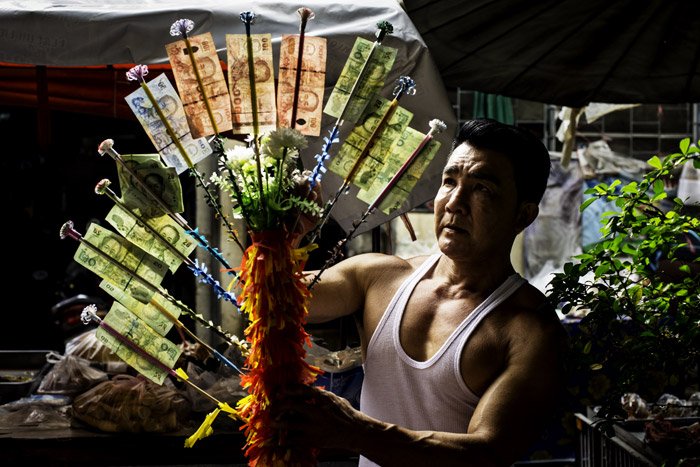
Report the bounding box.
[261,127,307,160]
[223,146,256,171]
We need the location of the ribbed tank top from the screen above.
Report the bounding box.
[358,253,526,467]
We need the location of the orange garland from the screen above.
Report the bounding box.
[236,230,322,466]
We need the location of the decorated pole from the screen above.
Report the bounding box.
[124,64,246,252]
[289,7,314,131]
[309,119,446,288]
[306,20,394,193]
[308,75,417,244]
[97,138,241,282]
[80,304,240,448]
[60,220,245,355]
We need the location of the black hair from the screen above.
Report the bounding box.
[453,118,551,204]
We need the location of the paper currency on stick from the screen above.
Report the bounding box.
[329,94,413,190]
[116,154,184,218]
[226,34,276,135]
[324,37,397,124]
[105,204,195,273]
[166,32,233,137]
[100,280,181,336]
[125,73,212,174]
[357,126,441,214]
[73,223,168,300]
[277,35,326,136]
[95,301,182,385]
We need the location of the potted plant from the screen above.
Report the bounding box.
[547,137,700,425]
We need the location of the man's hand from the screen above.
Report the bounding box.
[273,384,360,449]
[287,170,323,244]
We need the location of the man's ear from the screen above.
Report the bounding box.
[515,202,539,232]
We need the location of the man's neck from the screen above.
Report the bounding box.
[433,254,516,297]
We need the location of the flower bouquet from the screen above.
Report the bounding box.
[211,128,325,466]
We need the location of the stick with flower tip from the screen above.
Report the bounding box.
[94,178,245,373]
[170,20,247,251]
[97,139,241,284]
[239,11,267,222]
[60,220,246,355]
[170,19,220,136]
[289,7,314,133]
[306,20,394,194]
[81,304,241,448]
[124,65,246,253]
[95,179,242,304]
[309,119,446,288]
[307,75,417,245]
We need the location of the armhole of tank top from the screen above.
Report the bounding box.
[452,274,527,403]
[365,253,441,359]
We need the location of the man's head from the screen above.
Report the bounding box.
[452,118,550,205]
[433,119,551,262]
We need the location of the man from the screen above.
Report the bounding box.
[280,118,567,467]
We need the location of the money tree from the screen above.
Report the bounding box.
[547,138,700,420]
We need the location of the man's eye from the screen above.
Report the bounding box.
[442,177,455,186]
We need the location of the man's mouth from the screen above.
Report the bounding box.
[444,224,467,234]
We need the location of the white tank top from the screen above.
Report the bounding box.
[358,253,526,467]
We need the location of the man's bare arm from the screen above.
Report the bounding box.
[279,309,566,467]
[303,252,390,324]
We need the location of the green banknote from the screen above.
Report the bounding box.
[105,204,195,273]
[117,153,184,218]
[324,37,397,124]
[329,94,412,189]
[96,301,182,385]
[73,223,168,295]
[357,126,441,214]
[99,280,182,336]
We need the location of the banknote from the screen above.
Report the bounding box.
[74,223,168,295]
[125,73,213,174]
[227,34,276,135]
[324,37,397,124]
[96,301,182,385]
[277,35,326,136]
[357,126,442,214]
[105,204,195,273]
[329,95,412,189]
[166,32,233,137]
[116,153,184,218]
[99,280,181,336]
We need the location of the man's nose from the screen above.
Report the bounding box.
[445,186,467,213]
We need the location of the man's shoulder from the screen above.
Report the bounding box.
[347,252,435,285]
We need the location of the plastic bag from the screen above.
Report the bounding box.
[36,352,109,397]
[0,394,72,430]
[64,328,122,364]
[72,374,191,433]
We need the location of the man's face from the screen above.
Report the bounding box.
[433,143,528,263]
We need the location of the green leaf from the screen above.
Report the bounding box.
[680,138,690,154]
[653,179,665,196]
[621,182,638,194]
[583,341,592,355]
[580,197,597,212]
[648,155,663,169]
[595,263,610,277]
